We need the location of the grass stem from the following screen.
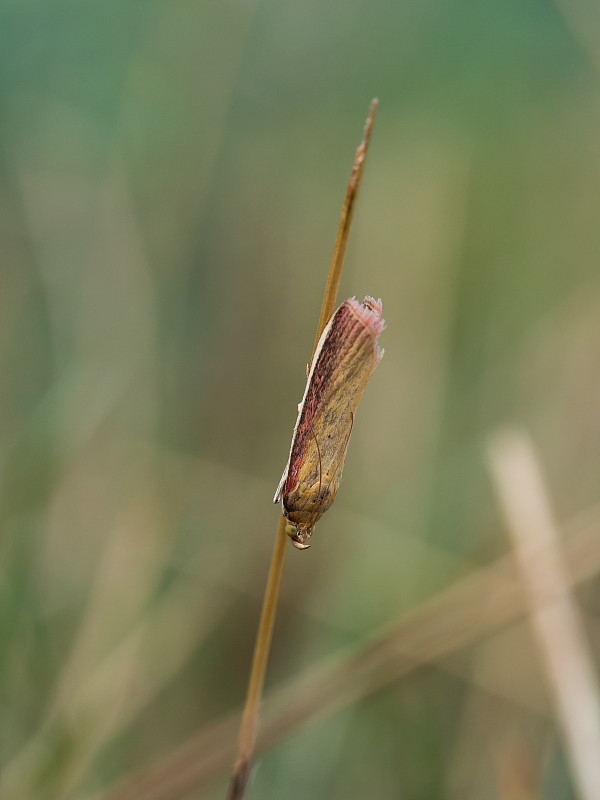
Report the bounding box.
[226,99,378,800]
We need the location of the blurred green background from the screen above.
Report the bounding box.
[1,1,600,798]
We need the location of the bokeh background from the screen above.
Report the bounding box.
[2,1,600,799]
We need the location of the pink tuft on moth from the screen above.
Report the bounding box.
[274,296,384,550]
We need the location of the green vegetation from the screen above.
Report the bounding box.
[1,2,600,798]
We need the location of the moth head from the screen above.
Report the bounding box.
[285,522,312,550]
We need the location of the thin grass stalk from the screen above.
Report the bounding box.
[311,99,378,357]
[226,517,288,799]
[226,99,378,800]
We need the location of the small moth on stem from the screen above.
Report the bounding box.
[274,296,384,548]
[227,99,379,800]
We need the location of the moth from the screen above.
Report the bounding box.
[274,296,384,549]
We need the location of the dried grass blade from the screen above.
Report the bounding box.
[488,428,600,800]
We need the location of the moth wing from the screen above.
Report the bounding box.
[273,398,305,504]
[322,410,354,502]
[273,309,340,505]
[303,412,354,531]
